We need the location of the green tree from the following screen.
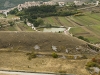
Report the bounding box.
[45,23,52,28]
[37,18,44,25]
[9,8,18,14]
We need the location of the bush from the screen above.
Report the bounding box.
[86,62,98,67]
[58,70,66,75]
[87,44,100,52]
[26,53,31,55]
[78,36,89,42]
[30,52,36,58]
[27,51,37,60]
[45,23,52,28]
[52,52,58,58]
[92,58,97,62]
[82,55,87,59]
[97,59,100,64]
[8,21,15,26]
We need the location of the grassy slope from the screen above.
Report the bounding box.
[0,32,87,52]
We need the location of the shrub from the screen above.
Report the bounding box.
[86,62,98,67]
[78,36,89,42]
[26,53,31,55]
[30,52,36,58]
[92,58,97,62]
[82,55,87,59]
[8,21,15,26]
[97,59,100,64]
[58,70,66,75]
[52,52,58,58]
[28,56,32,60]
[87,44,100,52]
[27,51,37,60]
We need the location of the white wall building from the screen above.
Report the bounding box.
[96,1,99,6]
[17,1,41,11]
[58,2,65,7]
[74,0,84,6]
[43,1,56,5]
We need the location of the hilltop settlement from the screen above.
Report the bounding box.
[0,0,99,15]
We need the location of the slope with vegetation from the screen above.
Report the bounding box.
[0,32,99,75]
[0,2,100,75]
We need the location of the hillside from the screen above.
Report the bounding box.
[0,2,100,75]
[0,31,97,75]
[0,31,87,53]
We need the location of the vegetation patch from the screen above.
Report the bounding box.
[52,52,58,58]
[77,36,89,42]
[87,44,100,52]
[26,51,37,60]
[86,58,100,74]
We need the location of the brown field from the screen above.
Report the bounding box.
[0,32,99,75]
[0,51,90,75]
[0,31,88,53]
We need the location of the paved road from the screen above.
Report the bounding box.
[0,71,55,75]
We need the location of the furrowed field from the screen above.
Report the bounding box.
[43,12,100,44]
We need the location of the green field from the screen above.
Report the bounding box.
[43,17,61,26]
[69,27,88,35]
[43,13,100,43]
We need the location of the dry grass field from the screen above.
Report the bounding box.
[0,51,90,75]
[0,31,96,75]
[0,31,88,53]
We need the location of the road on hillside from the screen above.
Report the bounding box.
[77,5,97,10]
[0,71,55,75]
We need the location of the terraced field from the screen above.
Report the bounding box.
[43,13,100,43]
[43,17,61,26]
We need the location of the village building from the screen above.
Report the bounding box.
[17,1,41,11]
[96,1,99,6]
[58,2,65,7]
[74,0,84,6]
[2,10,9,17]
[43,1,56,5]
[27,22,33,27]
